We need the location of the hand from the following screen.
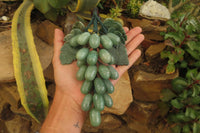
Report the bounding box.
[52,27,144,106]
[52,27,144,107]
[41,27,144,133]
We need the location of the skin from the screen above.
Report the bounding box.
[40,27,144,133]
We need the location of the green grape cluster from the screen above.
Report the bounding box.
[67,28,122,127]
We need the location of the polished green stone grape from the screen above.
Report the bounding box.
[103,93,113,108]
[76,65,87,81]
[100,35,113,49]
[98,65,111,79]
[81,94,93,111]
[94,78,106,94]
[85,66,97,81]
[93,93,105,111]
[76,48,89,61]
[99,49,112,64]
[89,108,101,127]
[87,50,98,65]
[89,33,100,48]
[81,80,93,94]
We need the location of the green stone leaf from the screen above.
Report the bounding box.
[72,21,86,31]
[100,18,127,44]
[107,44,129,65]
[60,43,79,64]
[161,89,176,102]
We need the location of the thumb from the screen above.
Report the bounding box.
[53,29,64,64]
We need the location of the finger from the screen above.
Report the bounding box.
[126,27,142,44]
[53,29,64,62]
[123,27,129,33]
[116,49,141,77]
[126,34,144,55]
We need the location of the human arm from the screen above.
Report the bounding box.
[40,27,144,133]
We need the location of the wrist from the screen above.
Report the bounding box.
[40,89,86,133]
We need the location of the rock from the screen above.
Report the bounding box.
[132,70,179,102]
[82,114,122,132]
[125,101,157,124]
[43,63,54,81]
[0,119,9,133]
[47,83,55,98]
[102,125,137,133]
[141,39,157,49]
[64,12,79,34]
[0,2,7,16]
[36,20,61,46]
[139,0,171,21]
[0,24,53,82]
[0,83,28,116]
[122,114,150,133]
[145,43,166,60]
[128,120,151,133]
[127,18,167,41]
[103,72,133,115]
[5,115,31,133]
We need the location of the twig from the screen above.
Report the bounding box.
[168,0,190,13]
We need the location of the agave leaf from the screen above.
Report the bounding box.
[48,0,70,8]
[12,0,49,123]
[68,0,100,12]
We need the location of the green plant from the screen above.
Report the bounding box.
[161,12,200,74]
[59,8,128,127]
[126,0,143,17]
[108,6,123,18]
[160,9,200,133]
[161,70,200,133]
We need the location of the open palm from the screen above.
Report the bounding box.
[52,27,144,107]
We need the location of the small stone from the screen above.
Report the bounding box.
[5,115,31,133]
[139,0,171,21]
[1,16,9,21]
[82,114,122,132]
[43,63,54,81]
[103,72,133,115]
[36,20,61,46]
[145,43,166,60]
[132,70,179,102]
[122,114,150,133]
[102,125,137,133]
[127,18,167,41]
[125,101,157,124]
